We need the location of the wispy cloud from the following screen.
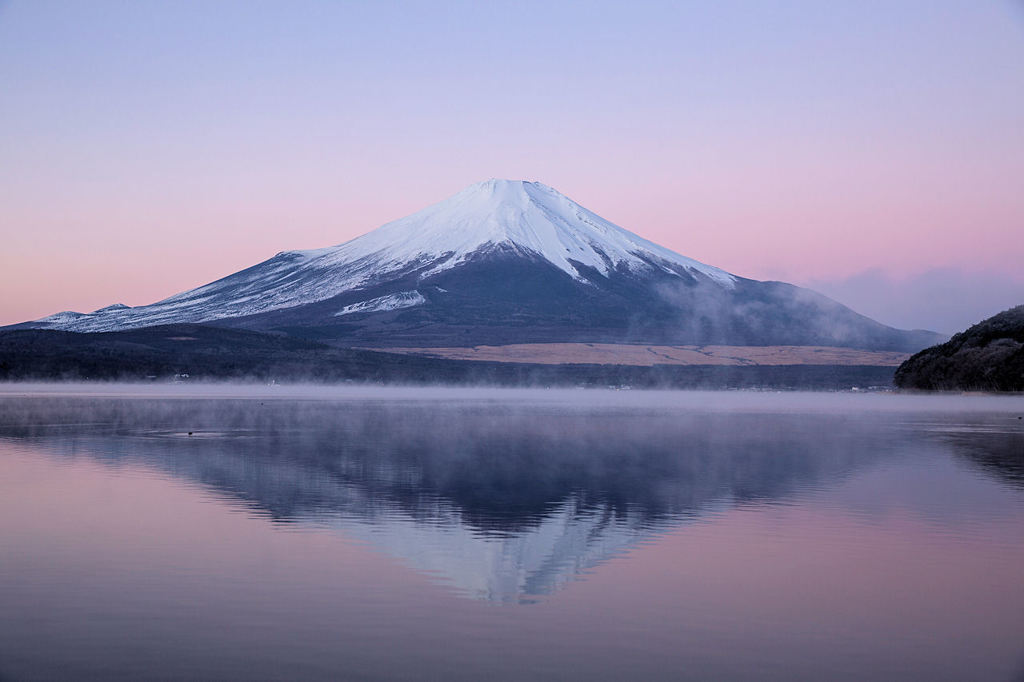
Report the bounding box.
[803,268,1024,335]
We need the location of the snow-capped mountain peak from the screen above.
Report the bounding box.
[13,179,945,353]
[19,178,745,331]
[303,179,735,287]
[25,180,736,332]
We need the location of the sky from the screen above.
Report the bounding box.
[1,0,1022,334]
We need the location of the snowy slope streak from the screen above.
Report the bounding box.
[29,180,735,332]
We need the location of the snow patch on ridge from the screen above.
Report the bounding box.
[33,311,87,326]
[335,291,426,316]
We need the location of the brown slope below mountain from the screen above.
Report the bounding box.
[367,344,910,367]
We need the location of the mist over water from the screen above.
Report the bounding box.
[1,385,1023,681]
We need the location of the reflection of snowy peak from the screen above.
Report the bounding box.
[338,496,656,603]
[18,179,943,351]
[9,394,904,604]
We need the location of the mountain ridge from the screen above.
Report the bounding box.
[11,179,945,353]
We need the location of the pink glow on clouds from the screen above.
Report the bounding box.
[1,1,1022,329]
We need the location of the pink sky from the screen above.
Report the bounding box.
[1,1,1022,331]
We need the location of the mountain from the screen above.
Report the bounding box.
[895,305,1024,391]
[14,179,943,351]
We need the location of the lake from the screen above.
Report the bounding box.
[1,385,1023,681]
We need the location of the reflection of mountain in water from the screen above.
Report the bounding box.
[945,427,1024,490]
[1,395,906,602]
[339,495,657,602]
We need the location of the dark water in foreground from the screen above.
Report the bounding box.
[1,385,1023,681]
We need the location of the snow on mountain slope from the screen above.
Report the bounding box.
[27,180,736,332]
[335,291,426,316]
[303,179,736,286]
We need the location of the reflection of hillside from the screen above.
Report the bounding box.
[1,396,901,602]
[947,429,1024,489]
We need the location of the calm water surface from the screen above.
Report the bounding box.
[1,385,1023,681]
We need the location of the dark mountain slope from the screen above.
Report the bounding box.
[894,305,1024,391]
[216,249,942,351]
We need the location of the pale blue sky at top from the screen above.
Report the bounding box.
[1,0,1022,332]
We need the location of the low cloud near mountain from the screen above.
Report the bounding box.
[805,268,1024,336]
